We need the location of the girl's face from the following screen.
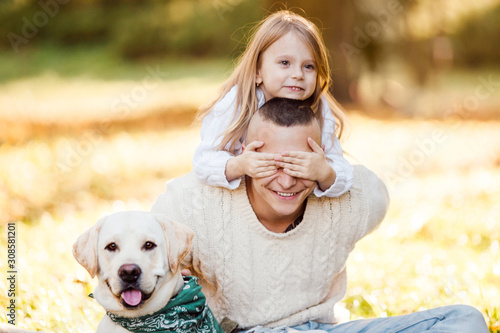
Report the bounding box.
[256,31,317,102]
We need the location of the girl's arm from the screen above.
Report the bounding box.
[193,86,244,189]
[194,86,272,189]
[313,97,354,198]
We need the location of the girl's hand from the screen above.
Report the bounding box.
[275,137,336,191]
[225,141,277,181]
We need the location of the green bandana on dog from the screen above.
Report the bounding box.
[107,276,223,333]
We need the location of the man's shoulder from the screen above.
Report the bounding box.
[318,165,389,209]
[153,172,211,217]
[165,171,231,197]
[310,165,387,205]
[157,172,240,224]
[351,165,385,190]
[352,164,374,177]
[315,164,389,242]
[166,171,200,188]
[164,171,204,196]
[350,164,390,216]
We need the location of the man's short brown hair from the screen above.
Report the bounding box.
[258,98,316,127]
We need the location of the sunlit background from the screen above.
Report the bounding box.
[0,0,499,331]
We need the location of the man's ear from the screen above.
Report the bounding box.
[73,217,106,278]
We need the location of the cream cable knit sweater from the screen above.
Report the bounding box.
[151,165,389,328]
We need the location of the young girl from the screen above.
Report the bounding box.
[193,10,353,198]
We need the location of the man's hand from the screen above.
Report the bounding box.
[225,141,277,181]
[275,137,336,191]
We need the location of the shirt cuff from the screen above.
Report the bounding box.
[313,166,352,198]
[203,157,242,190]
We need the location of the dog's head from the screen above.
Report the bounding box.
[73,211,193,317]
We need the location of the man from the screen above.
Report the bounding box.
[151,98,488,332]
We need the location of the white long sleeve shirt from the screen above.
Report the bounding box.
[193,85,353,197]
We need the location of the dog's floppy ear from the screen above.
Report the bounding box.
[72,217,105,278]
[154,215,194,274]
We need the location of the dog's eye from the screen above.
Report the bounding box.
[143,241,157,250]
[105,243,117,251]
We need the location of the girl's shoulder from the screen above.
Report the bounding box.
[212,85,239,116]
[212,84,264,116]
[319,94,336,121]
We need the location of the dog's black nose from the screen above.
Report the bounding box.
[119,264,142,283]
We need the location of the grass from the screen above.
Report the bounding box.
[0,47,499,331]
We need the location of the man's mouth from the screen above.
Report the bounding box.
[276,191,297,197]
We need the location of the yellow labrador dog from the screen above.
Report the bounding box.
[0,211,223,333]
[73,211,195,332]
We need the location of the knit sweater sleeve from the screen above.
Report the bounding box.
[348,165,390,244]
[150,173,201,269]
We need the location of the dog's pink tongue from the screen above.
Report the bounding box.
[122,289,142,306]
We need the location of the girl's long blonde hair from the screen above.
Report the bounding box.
[196,10,347,152]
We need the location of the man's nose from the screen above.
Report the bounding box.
[277,169,297,189]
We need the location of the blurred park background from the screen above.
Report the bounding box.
[0,0,499,331]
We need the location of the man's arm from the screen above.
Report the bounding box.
[150,174,199,267]
[351,165,390,242]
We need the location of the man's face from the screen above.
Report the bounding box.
[245,115,320,228]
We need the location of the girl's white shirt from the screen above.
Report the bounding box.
[193,85,353,197]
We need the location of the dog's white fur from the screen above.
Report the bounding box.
[0,211,193,333]
[74,211,194,332]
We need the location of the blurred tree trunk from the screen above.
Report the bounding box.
[264,1,356,103]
